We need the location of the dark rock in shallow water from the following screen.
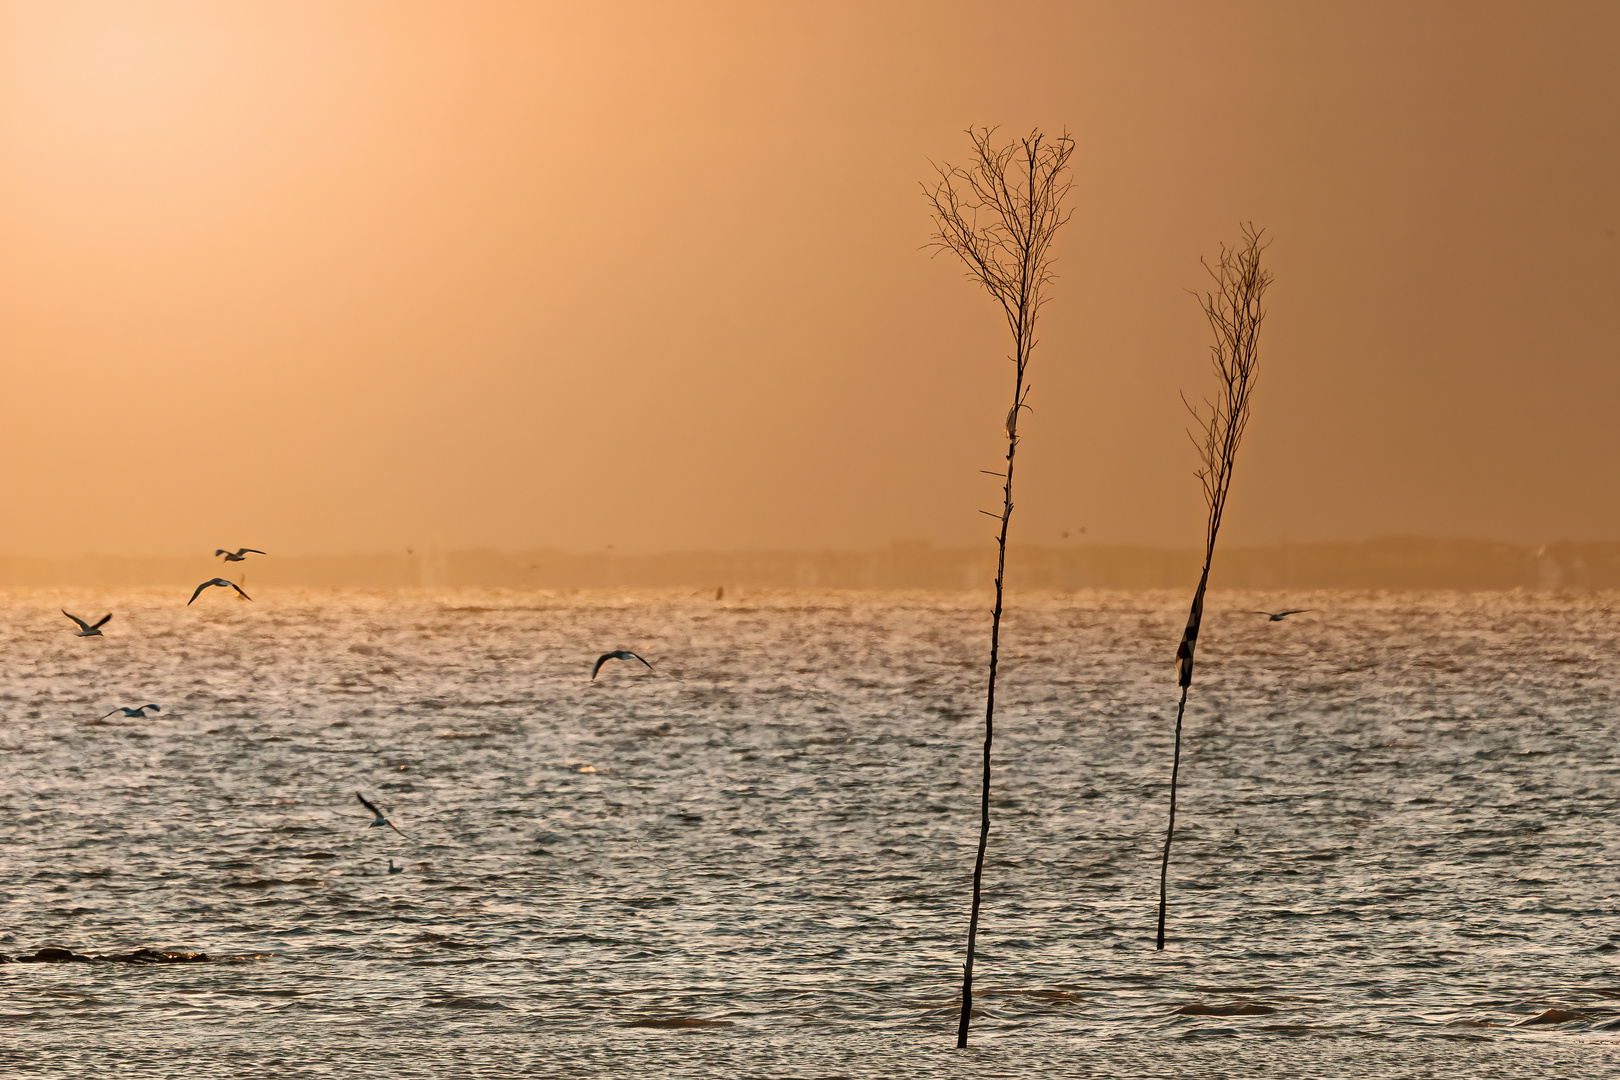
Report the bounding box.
[28,948,93,963]
[2,946,271,965]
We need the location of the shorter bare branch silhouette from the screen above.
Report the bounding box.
[1157,223,1273,951]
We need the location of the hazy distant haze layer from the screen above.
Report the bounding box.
[2,1,1616,558]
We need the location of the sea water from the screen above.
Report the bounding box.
[2,587,1619,1077]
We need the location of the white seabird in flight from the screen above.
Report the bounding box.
[96,704,160,721]
[355,792,409,839]
[63,611,112,637]
[591,650,654,680]
[215,548,265,562]
[188,578,252,605]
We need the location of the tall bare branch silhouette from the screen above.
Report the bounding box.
[1157,223,1273,950]
[923,126,1074,1046]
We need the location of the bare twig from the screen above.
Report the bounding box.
[923,126,1074,1047]
[1157,223,1273,950]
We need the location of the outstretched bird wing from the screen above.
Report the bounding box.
[241,549,266,556]
[355,792,408,838]
[63,611,91,632]
[214,549,229,557]
[225,580,253,601]
[592,650,655,679]
[96,710,120,721]
[1249,611,1277,617]
[91,613,112,630]
[141,704,161,714]
[186,580,214,605]
[1276,609,1311,618]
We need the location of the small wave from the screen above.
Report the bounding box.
[1518,1008,1599,1026]
[1173,1003,1277,1016]
[421,996,513,1011]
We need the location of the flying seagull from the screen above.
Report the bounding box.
[355,792,409,839]
[63,611,112,637]
[97,704,160,721]
[1252,609,1311,621]
[188,578,252,605]
[591,650,654,680]
[215,548,265,562]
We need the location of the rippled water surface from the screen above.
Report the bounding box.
[4,587,1620,1077]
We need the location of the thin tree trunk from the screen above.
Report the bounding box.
[957,370,1024,1048]
[1158,562,1208,950]
[1156,681,1191,950]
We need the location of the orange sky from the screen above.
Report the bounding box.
[2,1,1617,558]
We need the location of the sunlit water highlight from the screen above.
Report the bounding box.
[3,588,1619,1077]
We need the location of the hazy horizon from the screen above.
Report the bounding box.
[4,535,1611,594]
[0,532,1611,562]
[4,1,1617,559]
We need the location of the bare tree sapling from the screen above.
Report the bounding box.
[1156,223,1273,950]
[923,127,1075,1045]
